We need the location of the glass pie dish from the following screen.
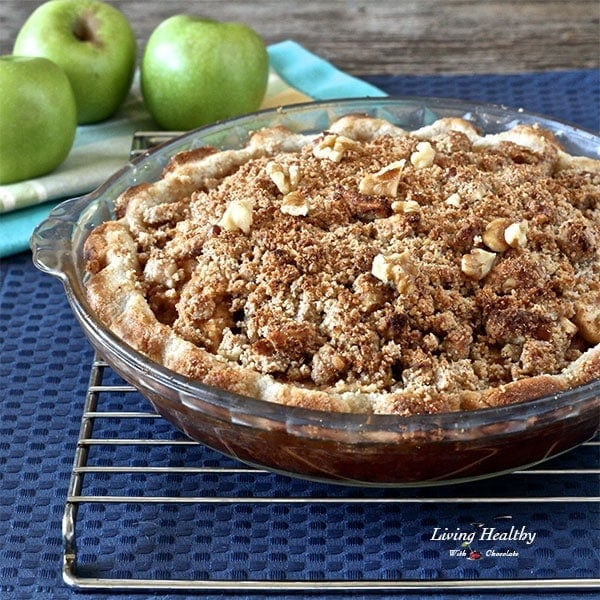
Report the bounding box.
[31,98,600,486]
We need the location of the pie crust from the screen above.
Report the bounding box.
[84,114,600,415]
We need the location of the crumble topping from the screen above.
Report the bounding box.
[84,115,600,415]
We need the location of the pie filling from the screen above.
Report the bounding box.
[84,115,600,415]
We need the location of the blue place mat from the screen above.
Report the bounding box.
[1,70,599,600]
[364,69,600,132]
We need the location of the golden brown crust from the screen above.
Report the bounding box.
[478,375,567,408]
[84,114,600,415]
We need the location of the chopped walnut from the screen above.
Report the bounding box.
[266,160,301,194]
[410,141,435,169]
[501,277,518,292]
[461,248,496,280]
[504,220,528,248]
[574,292,600,343]
[313,134,358,162]
[371,250,414,293]
[371,253,390,283]
[445,192,461,207]
[483,218,511,252]
[560,317,578,336]
[392,199,420,214]
[280,190,309,216]
[359,160,406,197]
[217,199,253,233]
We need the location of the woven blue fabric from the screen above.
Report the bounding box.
[364,70,600,132]
[1,70,599,600]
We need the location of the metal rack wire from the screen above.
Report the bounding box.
[61,355,600,592]
[60,133,600,593]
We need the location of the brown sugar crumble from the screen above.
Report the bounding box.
[84,115,600,415]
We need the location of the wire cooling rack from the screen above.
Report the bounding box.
[61,355,600,593]
[60,133,600,593]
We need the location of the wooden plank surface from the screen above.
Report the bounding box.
[2,0,598,75]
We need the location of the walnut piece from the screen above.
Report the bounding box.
[445,192,461,207]
[574,292,600,343]
[483,218,511,252]
[359,160,406,197]
[280,190,309,216]
[504,220,529,248]
[501,277,518,292]
[410,141,435,169]
[313,134,358,162]
[461,248,496,280]
[392,199,420,214]
[371,250,414,293]
[217,199,253,233]
[266,160,301,195]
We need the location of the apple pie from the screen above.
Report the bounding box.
[83,114,600,415]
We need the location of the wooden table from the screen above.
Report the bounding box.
[3,0,599,75]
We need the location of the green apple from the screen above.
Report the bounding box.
[13,0,137,125]
[0,55,77,184]
[141,15,269,130]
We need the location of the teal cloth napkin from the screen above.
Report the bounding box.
[0,40,384,258]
